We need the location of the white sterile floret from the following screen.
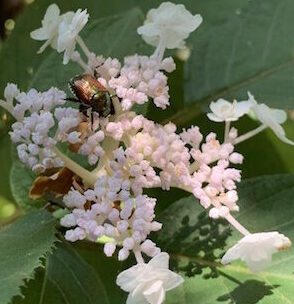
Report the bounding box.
[30,4,61,53]
[221,232,291,272]
[137,1,202,51]
[57,9,89,64]
[247,92,294,145]
[116,253,183,304]
[207,99,252,122]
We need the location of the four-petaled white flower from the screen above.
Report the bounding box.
[137,1,202,55]
[221,232,291,272]
[248,92,294,145]
[30,4,61,53]
[57,9,89,64]
[116,253,183,304]
[31,5,89,65]
[207,98,252,122]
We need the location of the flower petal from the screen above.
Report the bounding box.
[222,232,291,272]
[116,264,147,292]
[271,109,287,124]
[143,280,165,304]
[148,252,169,269]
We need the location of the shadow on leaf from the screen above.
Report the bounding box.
[154,196,232,280]
[217,279,279,304]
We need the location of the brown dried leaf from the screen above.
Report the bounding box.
[29,167,74,200]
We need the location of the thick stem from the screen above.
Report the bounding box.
[225,213,250,236]
[92,94,122,176]
[233,124,267,145]
[54,148,96,186]
[190,161,200,174]
[92,136,118,176]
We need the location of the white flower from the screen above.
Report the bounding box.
[207,99,252,122]
[137,2,202,50]
[57,9,89,64]
[116,253,183,304]
[30,4,61,53]
[221,232,291,272]
[248,92,294,145]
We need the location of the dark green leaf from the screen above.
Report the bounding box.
[10,159,44,212]
[185,0,294,114]
[13,243,125,304]
[0,210,57,304]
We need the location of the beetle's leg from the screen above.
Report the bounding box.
[65,97,80,103]
[110,101,115,115]
[104,92,115,116]
[79,104,90,118]
[90,110,94,131]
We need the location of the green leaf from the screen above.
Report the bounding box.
[13,243,125,304]
[0,210,57,304]
[0,134,13,201]
[184,0,294,124]
[10,159,44,212]
[155,174,294,303]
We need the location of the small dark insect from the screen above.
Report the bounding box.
[66,74,115,127]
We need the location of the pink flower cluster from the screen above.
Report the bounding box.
[95,55,175,110]
[101,113,243,214]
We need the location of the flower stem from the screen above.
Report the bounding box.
[54,148,96,186]
[134,250,144,264]
[225,213,250,236]
[224,121,231,142]
[76,35,93,62]
[71,52,92,73]
[92,95,122,176]
[233,124,267,145]
[92,136,118,176]
[152,38,166,63]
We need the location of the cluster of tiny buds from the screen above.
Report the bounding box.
[60,178,162,261]
[5,84,82,173]
[96,55,176,110]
